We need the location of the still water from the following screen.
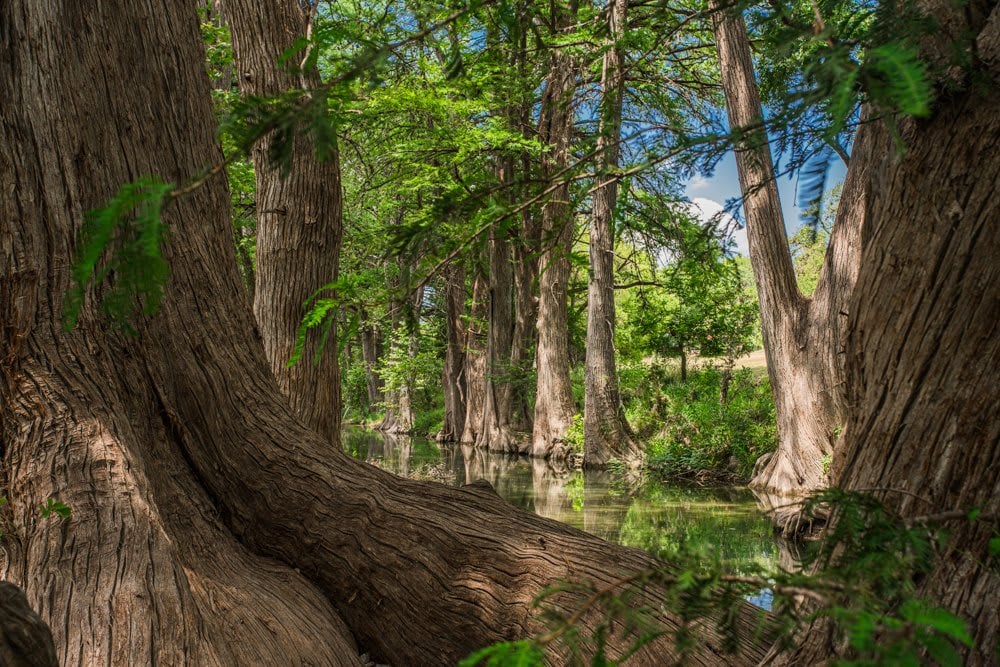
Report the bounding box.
[344,427,781,608]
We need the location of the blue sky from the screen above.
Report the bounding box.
[684,151,847,255]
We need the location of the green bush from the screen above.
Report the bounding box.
[412,406,444,437]
[642,367,777,481]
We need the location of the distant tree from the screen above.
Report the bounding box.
[622,222,758,382]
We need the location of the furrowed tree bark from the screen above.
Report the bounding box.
[0,3,360,663]
[781,11,1000,661]
[226,0,343,443]
[583,0,642,468]
[1,1,779,664]
[476,218,519,452]
[509,4,539,434]
[511,197,540,433]
[460,268,489,443]
[438,262,467,442]
[712,4,868,500]
[532,7,580,460]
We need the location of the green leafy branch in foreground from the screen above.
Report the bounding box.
[462,489,1000,666]
[64,0,495,332]
[63,178,173,331]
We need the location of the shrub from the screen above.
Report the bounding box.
[644,367,777,481]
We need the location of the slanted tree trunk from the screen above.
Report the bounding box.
[583,0,642,468]
[226,0,343,443]
[712,4,869,499]
[460,269,489,443]
[438,263,467,442]
[0,2,779,664]
[532,9,579,460]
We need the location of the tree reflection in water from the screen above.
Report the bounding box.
[343,427,783,595]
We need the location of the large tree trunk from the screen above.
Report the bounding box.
[511,196,540,433]
[0,2,777,664]
[835,96,1000,664]
[583,0,642,468]
[782,19,1000,662]
[509,6,538,434]
[460,269,489,443]
[0,3,360,663]
[476,167,519,452]
[532,15,579,460]
[438,263,467,442]
[226,0,343,443]
[712,4,868,498]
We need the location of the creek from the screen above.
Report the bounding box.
[343,427,783,609]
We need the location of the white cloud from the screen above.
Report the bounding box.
[687,197,748,256]
[686,173,710,192]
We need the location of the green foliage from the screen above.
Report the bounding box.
[619,220,759,369]
[40,498,72,520]
[376,325,444,416]
[563,413,585,454]
[64,178,174,331]
[459,640,544,667]
[412,405,445,437]
[641,368,777,481]
[464,490,995,666]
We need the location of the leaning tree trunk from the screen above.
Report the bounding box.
[226,0,343,443]
[532,20,579,460]
[583,0,642,468]
[712,4,869,499]
[0,1,777,664]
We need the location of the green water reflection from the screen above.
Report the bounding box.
[343,428,779,589]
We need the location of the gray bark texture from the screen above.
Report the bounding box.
[774,10,1000,660]
[583,0,642,468]
[226,0,343,443]
[532,9,579,460]
[712,4,869,500]
[476,219,519,452]
[438,262,467,441]
[460,269,489,443]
